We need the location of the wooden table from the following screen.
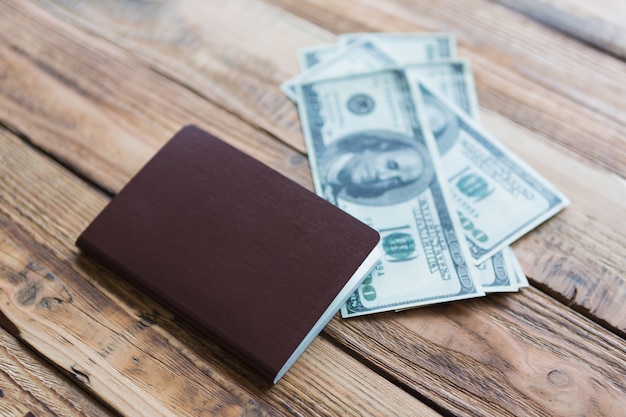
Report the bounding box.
[1,1,625,416]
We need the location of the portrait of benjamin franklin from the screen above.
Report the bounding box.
[319,131,435,206]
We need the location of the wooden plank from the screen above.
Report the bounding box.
[0,327,114,417]
[0,129,441,416]
[0,0,313,195]
[326,290,626,416]
[32,0,330,154]
[491,0,626,59]
[7,0,625,335]
[481,110,626,336]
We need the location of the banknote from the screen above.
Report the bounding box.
[299,33,455,73]
[399,61,524,291]
[291,38,480,119]
[338,32,457,63]
[286,35,461,101]
[400,59,479,121]
[417,83,569,264]
[295,41,516,292]
[507,248,530,288]
[293,36,541,291]
[282,37,395,100]
[474,249,517,292]
[390,61,523,290]
[295,69,484,317]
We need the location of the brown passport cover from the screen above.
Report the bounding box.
[76,125,380,383]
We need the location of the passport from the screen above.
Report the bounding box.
[76,125,380,383]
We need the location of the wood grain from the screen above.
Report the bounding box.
[5,121,624,416]
[326,291,626,416]
[34,0,328,154]
[2,0,626,415]
[267,0,626,177]
[491,0,626,58]
[0,327,114,416]
[7,0,625,334]
[30,0,626,177]
[0,0,313,195]
[481,110,626,336]
[0,129,441,416]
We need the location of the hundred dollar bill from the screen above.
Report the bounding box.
[402,62,525,291]
[338,32,457,63]
[404,61,532,291]
[296,40,517,291]
[400,62,518,292]
[293,39,480,122]
[295,69,484,317]
[294,37,531,292]
[299,44,341,71]
[291,40,481,121]
[401,59,480,121]
[299,33,456,72]
[334,35,531,291]
[293,36,536,291]
[414,74,519,290]
[418,83,569,264]
[294,37,520,292]
[286,36,461,101]
[282,37,395,100]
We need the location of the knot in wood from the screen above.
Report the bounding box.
[547,369,572,387]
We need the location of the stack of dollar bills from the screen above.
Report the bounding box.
[280,33,569,317]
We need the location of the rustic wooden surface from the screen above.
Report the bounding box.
[0,0,625,416]
[492,0,626,59]
[0,327,115,417]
